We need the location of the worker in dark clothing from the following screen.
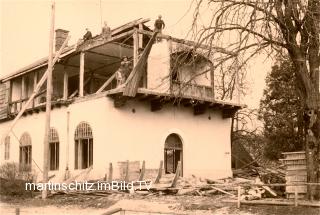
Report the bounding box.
[154,15,165,33]
[83,28,92,41]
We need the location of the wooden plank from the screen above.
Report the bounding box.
[63,71,68,100]
[124,160,129,182]
[112,18,150,36]
[138,23,143,48]
[154,160,163,184]
[79,52,85,97]
[123,32,158,97]
[95,73,116,94]
[170,161,181,188]
[139,160,145,181]
[133,28,139,67]
[108,163,113,182]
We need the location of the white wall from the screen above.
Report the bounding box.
[0,95,232,181]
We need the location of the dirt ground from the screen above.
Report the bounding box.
[1,193,319,215]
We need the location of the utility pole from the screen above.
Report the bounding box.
[42,0,55,199]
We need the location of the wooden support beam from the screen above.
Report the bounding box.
[194,103,207,115]
[133,28,139,67]
[63,70,68,100]
[154,160,163,184]
[69,76,91,98]
[124,160,129,182]
[137,29,237,56]
[108,163,113,182]
[87,50,121,59]
[222,108,237,118]
[96,73,116,94]
[170,161,181,188]
[151,99,163,112]
[138,160,145,181]
[21,76,26,99]
[138,24,143,48]
[79,52,85,97]
[113,95,127,108]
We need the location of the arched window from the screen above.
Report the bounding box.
[19,132,32,171]
[164,133,183,176]
[74,122,93,169]
[4,136,10,160]
[49,128,59,170]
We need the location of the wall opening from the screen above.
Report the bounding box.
[49,128,59,171]
[74,122,93,169]
[19,132,32,171]
[164,133,183,176]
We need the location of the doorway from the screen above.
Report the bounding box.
[164,133,183,176]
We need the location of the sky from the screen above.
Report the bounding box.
[0,0,271,108]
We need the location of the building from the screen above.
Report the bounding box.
[0,18,243,182]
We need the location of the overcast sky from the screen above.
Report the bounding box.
[0,0,271,108]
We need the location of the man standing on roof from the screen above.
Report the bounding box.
[102,21,111,40]
[154,15,165,34]
[83,28,92,41]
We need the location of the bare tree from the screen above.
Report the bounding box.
[191,0,320,199]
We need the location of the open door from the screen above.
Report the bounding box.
[164,133,183,176]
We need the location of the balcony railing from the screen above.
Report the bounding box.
[171,81,214,99]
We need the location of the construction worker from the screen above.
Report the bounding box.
[154,15,165,33]
[102,21,111,40]
[83,28,92,41]
[115,57,131,87]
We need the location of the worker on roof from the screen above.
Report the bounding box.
[115,56,131,87]
[83,28,92,41]
[154,15,165,33]
[102,21,111,40]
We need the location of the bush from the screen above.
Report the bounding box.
[0,162,35,197]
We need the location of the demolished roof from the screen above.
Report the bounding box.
[0,18,151,82]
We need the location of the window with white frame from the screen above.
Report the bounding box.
[74,122,93,169]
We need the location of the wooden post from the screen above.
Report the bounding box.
[133,28,139,67]
[63,70,68,100]
[42,0,55,200]
[170,161,181,188]
[33,72,38,105]
[15,208,20,215]
[124,160,129,182]
[138,23,143,49]
[79,52,85,97]
[237,186,241,208]
[108,163,113,182]
[154,160,163,184]
[139,160,145,181]
[294,186,298,207]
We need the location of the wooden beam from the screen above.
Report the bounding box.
[95,73,116,94]
[170,161,181,188]
[154,160,163,184]
[138,160,145,181]
[137,29,237,56]
[112,18,150,36]
[138,23,143,48]
[63,71,68,100]
[69,77,91,98]
[194,103,207,115]
[79,29,134,52]
[87,50,121,59]
[108,163,113,182]
[79,52,85,97]
[124,160,129,182]
[133,28,139,67]
[113,95,127,108]
[222,108,237,118]
[21,76,26,99]
[151,99,163,112]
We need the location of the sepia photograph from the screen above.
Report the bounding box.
[0,0,319,214]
